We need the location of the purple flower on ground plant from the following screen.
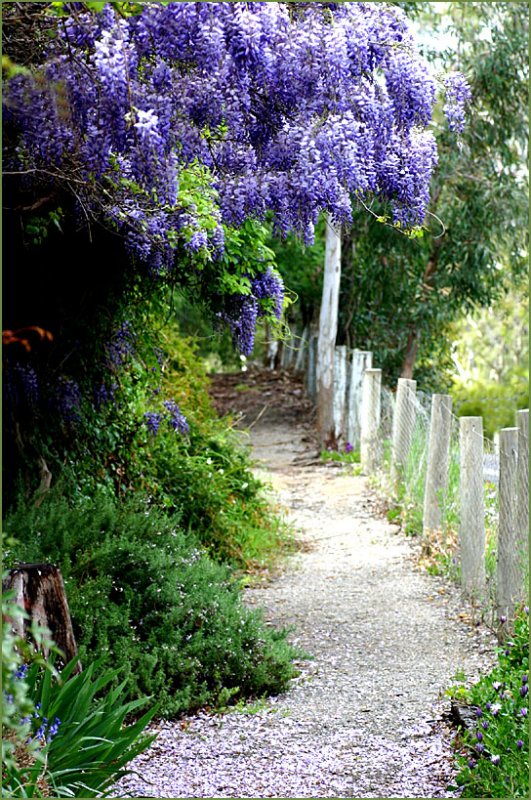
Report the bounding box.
[468,759,476,769]
[475,706,482,716]
[481,721,489,730]
[476,731,483,741]
[520,685,528,698]
[475,743,485,754]
[14,664,28,679]
[345,442,353,454]
[490,754,500,766]
[522,675,528,684]
[516,739,524,750]
[519,707,527,717]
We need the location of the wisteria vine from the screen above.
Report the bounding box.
[4,2,470,269]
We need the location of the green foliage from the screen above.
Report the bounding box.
[450,608,529,797]
[450,285,529,438]
[2,595,42,785]
[4,654,157,798]
[3,493,299,719]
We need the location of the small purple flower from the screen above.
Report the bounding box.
[491,703,501,717]
[344,442,354,454]
[47,717,61,742]
[516,739,524,750]
[524,606,529,615]
[481,721,489,730]
[490,754,500,766]
[492,681,502,692]
[475,743,485,754]
[499,615,507,624]
[476,731,483,741]
[520,685,528,698]
[522,675,528,685]
[14,664,28,679]
[467,759,476,769]
[485,702,491,711]
[144,411,162,436]
[519,707,528,717]
[475,707,483,717]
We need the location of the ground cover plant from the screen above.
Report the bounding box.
[4,491,299,720]
[448,607,529,798]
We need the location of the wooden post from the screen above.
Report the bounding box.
[496,427,520,622]
[423,394,453,536]
[459,417,485,599]
[294,326,308,374]
[360,368,382,474]
[516,409,529,578]
[347,350,372,450]
[3,564,81,671]
[317,216,341,447]
[391,378,417,485]
[306,332,318,402]
[333,345,348,444]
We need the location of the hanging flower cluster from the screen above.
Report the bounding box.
[3,2,469,350]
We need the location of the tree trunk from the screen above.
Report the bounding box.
[400,329,420,379]
[316,216,341,447]
[3,564,81,671]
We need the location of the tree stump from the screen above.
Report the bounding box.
[3,563,81,672]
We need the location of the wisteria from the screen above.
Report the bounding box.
[443,72,472,133]
[162,400,190,435]
[3,2,470,353]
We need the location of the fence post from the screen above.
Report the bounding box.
[333,345,348,443]
[459,416,485,599]
[516,409,529,576]
[391,378,417,485]
[306,332,318,402]
[496,427,520,624]
[423,394,453,536]
[347,350,373,451]
[294,326,309,374]
[360,368,382,474]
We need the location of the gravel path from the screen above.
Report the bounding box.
[115,377,497,799]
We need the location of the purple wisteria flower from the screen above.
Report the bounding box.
[106,321,136,369]
[163,400,189,434]
[443,72,472,133]
[144,411,163,436]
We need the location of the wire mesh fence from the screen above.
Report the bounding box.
[300,343,529,631]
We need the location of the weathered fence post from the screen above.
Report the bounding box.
[516,409,529,576]
[281,329,296,369]
[459,417,485,599]
[306,331,318,402]
[391,378,417,485]
[333,345,348,443]
[294,326,309,374]
[423,394,453,536]
[496,427,520,625]
[347,350,372,450]
[360,368,382,474]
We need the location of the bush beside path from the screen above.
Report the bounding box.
[115,370,497,799]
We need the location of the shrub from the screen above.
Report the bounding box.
[3,492,299,718]
[450,607,529,798]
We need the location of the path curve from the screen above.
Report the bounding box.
[116,371,496,799]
